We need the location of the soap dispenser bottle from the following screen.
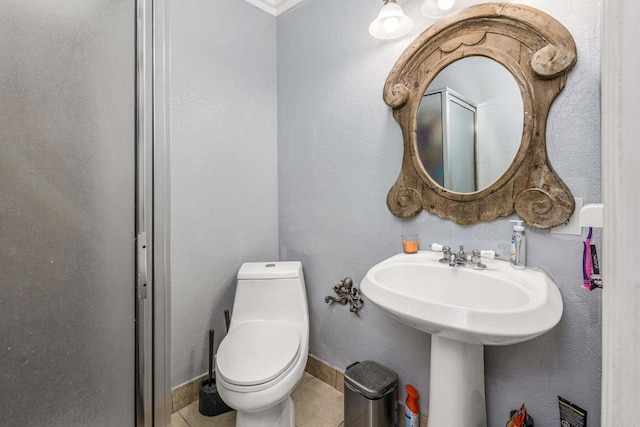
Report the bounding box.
[509,220,526,269]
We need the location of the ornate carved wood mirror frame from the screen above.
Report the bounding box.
[384,3,577,228]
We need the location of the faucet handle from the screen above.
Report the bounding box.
[457,245,465,255]
[470,249,486,270]
[439,246,452,264]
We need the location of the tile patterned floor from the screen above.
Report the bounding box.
[171,373,344,427]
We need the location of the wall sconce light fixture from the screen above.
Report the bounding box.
[369,0,413,40]
[421,0,470,18]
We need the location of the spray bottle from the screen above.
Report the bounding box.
[404,384,419,427]
[509,220,526,269]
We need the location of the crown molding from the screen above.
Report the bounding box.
[242,0,304,17]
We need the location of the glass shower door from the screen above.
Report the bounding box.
[418,87,478,193]
[0,1,137,425]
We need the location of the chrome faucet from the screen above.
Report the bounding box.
[449,252,457,267]
[469,249,487,270]
[440,245,465,266]
[439,245,486,269]
[441,245,453,265]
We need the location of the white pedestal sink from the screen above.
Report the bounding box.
[360,251,563,427]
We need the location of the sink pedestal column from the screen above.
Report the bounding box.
[428,335,487,427]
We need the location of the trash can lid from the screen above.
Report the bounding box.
[344,360,399,400]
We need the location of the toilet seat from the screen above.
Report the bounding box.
[217,321,301,389]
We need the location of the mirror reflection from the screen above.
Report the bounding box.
[417,56,524,193]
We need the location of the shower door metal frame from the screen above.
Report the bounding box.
[137,0,171,425]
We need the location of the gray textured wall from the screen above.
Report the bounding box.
[277,0,601,425]
[169,0,279,387]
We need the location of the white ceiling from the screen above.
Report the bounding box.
[242,0,305,17]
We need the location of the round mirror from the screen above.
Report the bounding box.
[416,56,524,194]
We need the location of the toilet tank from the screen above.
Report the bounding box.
[230,262,309,327]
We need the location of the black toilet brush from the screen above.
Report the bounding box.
[198,328,233,417]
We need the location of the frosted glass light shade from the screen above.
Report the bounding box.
[369,0,413,40]
[421,0,470,18]
[438,0,456,10]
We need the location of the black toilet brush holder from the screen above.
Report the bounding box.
[199,329,233,417]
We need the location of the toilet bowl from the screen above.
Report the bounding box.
[215,261,309,427]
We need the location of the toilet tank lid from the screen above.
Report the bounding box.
[237,261,302,280]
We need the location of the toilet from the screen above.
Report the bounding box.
[215,261,309,427]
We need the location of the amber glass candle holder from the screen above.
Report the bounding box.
[401,234,419,253]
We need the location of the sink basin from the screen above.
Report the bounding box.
[361,251,563,345]
[360,251,563,427]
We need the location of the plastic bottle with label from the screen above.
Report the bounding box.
[404,384,419,427]
[509,220,526,269]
